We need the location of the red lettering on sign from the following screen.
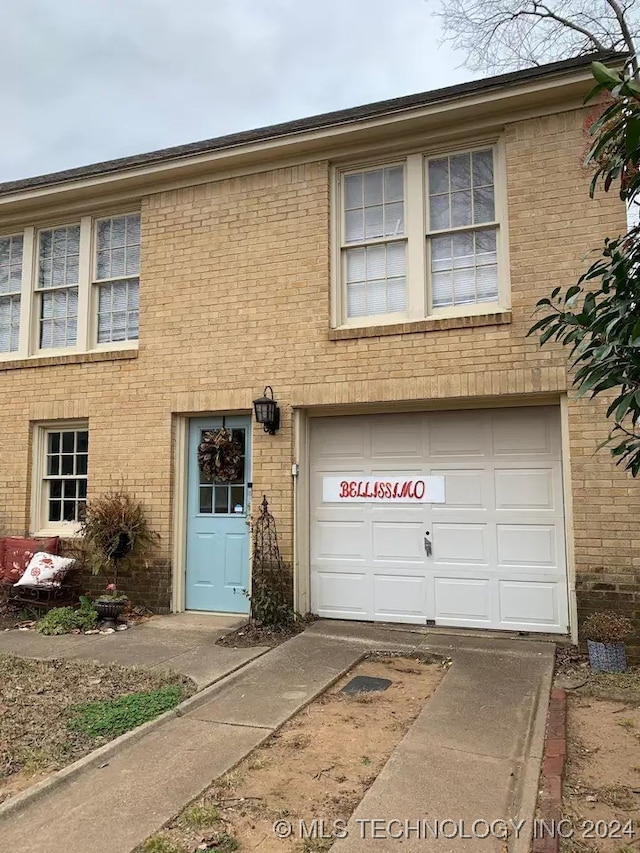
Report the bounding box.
[415,480,425,500]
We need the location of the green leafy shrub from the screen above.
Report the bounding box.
[141,838,189,853]
[68,684,183,739]
[35,602,97,635]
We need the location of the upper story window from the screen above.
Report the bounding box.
[0,234,24,353]
[0,211,140,360]
[334,144,507,328]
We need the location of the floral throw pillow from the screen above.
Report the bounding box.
[14,552,75,588]
[1,537,59,583]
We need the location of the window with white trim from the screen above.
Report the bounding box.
[0,210,140,361]
[32,423,89,534]
[95,214,140,343]
[0,234,23,353]
[335,145,506,326]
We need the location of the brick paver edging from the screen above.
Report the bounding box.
[532,687,567,853]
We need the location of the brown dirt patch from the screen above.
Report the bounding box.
[562,694,640,853]
[140,654,445,853]
[0,654,195,804]
[216,617,316,649]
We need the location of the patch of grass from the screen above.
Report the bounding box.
[361,755,371,766]
[141,836,189,853]
[618,718,637,732]
[302,839,333,853]
[68,684,183,739]
[207,833,238,852]
[35,604,97,635]
[18,747,56,776]
[180,803,221,829]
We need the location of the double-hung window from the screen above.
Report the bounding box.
[335,144,506,327]
[0,234,24,353]
[95,214,140,343]
[0,211,141,361]
[32,422,89,535]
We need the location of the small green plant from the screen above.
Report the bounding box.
[142,837,188,853]
[582,612,634,644]
[68,684,183,739]
[361,755,372,766]
[180,803,221,829]
[35,600,97,635]
[244,582,299,629]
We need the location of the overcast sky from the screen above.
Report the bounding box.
[1,0,469,183]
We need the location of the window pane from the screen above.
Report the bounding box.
[230,486,245,513]
[344,173,362,210]
[451,191,472,228]
[428,159,449,194]
[77,431,89,453]
[364,170,384,206]
[47,455,60,476]
[472,149,494,187]
[50,481,63,499]
[48,501,62,522]
[450,153,471,191]
[429,195,450,230]
[200,486,213,514]
[214,486,229,514]
[345,209,364,244]
[473,187,495,223]
[430,226,498,308]
[432,271,453,308]
[0,295,20,353]
[384,167,404,202]
[364,205,384,240]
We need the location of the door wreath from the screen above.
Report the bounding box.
[197,428,243,483]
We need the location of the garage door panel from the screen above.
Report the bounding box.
[495,469,555,510]
[496,524,557,568]
[498,580,561,629]
[431,469,486,509]
[312,420,366,459]
[313,520,367,562]
[434,577,491,623]
[371,419,423,458]
[432,522,489,565]
[429,413,487,457]
[372,522,424,564]
[374,575,427,623]
[491,409,556,456]
[313,572,372,620]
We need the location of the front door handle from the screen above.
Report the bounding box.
[424,531,432,557]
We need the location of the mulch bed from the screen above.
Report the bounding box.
[0,655,195,803]
[215,615,318,649]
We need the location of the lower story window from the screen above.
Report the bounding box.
[42,426,88,525]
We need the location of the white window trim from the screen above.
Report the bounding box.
[30,420,89,538]
[331,138,511,329]
[0,210,140,362]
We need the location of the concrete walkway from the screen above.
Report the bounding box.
[0,612,265,688]
[0,622,555,853]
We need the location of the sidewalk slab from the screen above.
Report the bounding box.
[1,716,268,853]
[332,637,554,852]
[0,631,365,853]
[187,632,364,728]
[0,613,263,689]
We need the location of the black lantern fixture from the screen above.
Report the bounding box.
[253,386,281,435]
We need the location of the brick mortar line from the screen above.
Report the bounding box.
[531,687,567,853]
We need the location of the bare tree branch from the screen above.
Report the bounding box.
[436,0,640,75]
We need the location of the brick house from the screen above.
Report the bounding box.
[0,54,635,644]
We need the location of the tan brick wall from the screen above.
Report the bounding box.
[0,105,636,631]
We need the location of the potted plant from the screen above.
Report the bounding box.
[582,611,634,673]
[94,582,127,629]
[80,490,159,627]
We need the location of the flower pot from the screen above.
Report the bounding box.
[586,639,627,672]
[94,598,126,629]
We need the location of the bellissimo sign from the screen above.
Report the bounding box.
[322,476,445,503]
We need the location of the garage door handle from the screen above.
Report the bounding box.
[424,532,432,557]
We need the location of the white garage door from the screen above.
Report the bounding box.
[309,406,568,633]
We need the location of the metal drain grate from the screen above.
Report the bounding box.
[340,675,392,695]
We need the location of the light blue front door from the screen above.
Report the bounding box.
[185,416,251,612]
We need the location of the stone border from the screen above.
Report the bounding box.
[532,688,567,853]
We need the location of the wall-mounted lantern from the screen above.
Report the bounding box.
[253,386,281,435]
